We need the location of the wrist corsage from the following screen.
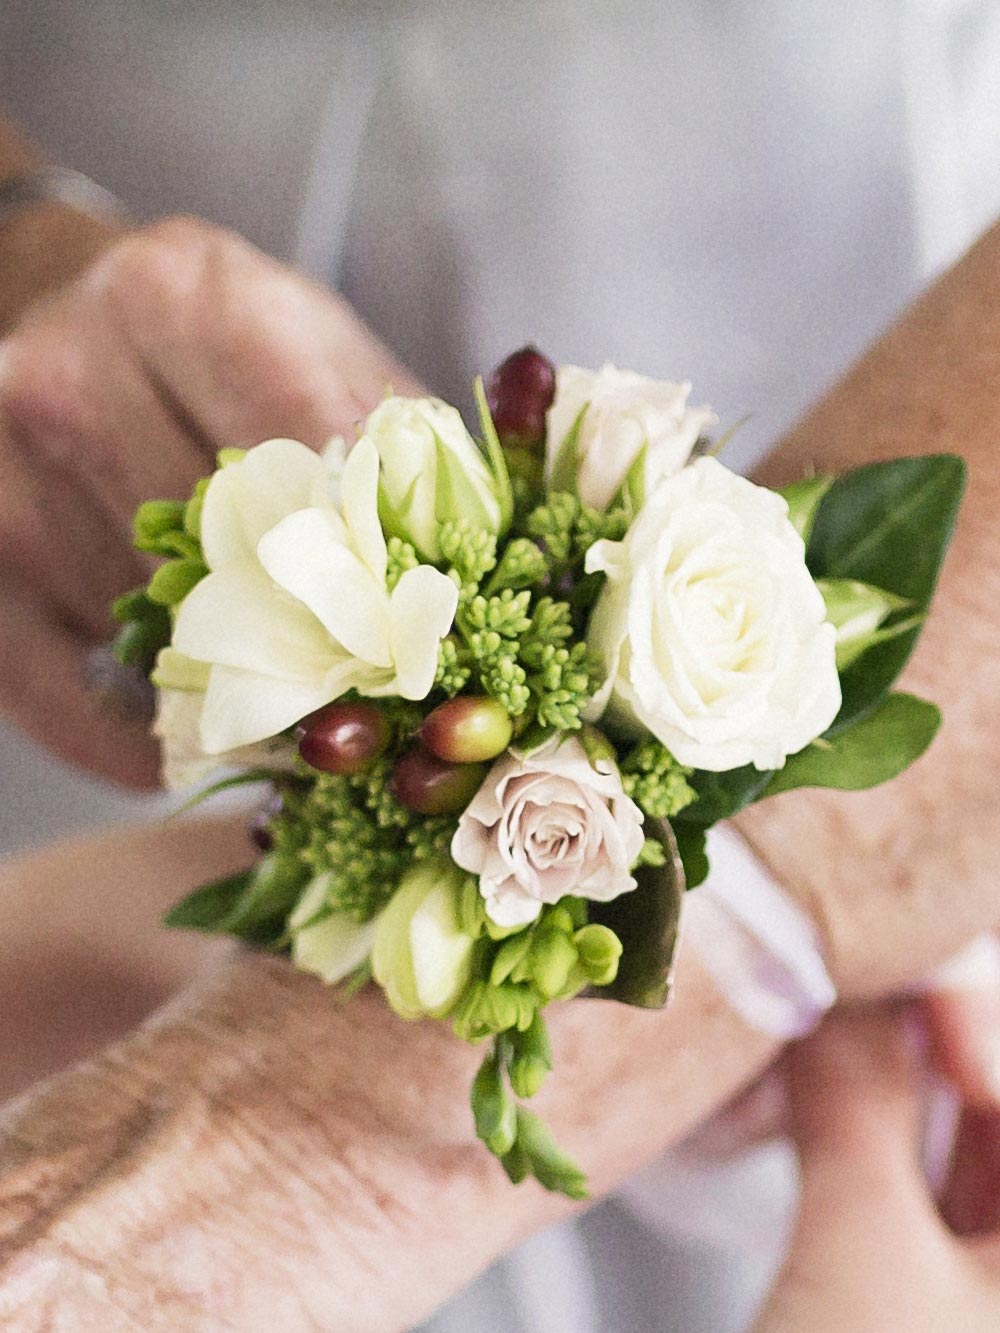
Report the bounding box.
[113,347,964,1198]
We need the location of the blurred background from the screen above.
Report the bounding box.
[3,1,1000,1327]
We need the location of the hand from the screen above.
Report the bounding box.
[0,216,418,786]
[737,219,1000,997]
[755,1005,1000,1333]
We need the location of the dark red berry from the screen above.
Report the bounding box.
[249,809,275,853]
[297,701,391,775]
[486,345,556,451]
[420,696,513,764]
[390,746,488,815]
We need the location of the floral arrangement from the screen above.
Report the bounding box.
[114,347,964,1197]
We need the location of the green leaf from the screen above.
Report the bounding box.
[588,819,684,1008]
[164,852,307,945]
[678,764,773,826]
[473,374,514,532]
[547,403,588,494]
[164,870,255,933]
[672,821,709,889]
[764,692,941,798]
[169,768,285,817]
[779,475,834,542]
[806,455,965,731]
[513,1107,589,1200]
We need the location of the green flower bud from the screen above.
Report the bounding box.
[779,475,834,542]
[573,923,624,987]
[363,395,504,561]
[471,1052,517,1157]
[146,557,208,608]
[371,861,475,1020]
[817,577,915,671]
[508,1012,553,1099]
[527,928,578,999]
[133,499,186,552]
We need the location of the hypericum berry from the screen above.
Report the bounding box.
[297,701,391,775]
[420,696,513,764]
[390,747,488,815]
[486,345,556,451]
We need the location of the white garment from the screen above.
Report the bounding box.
[2,2,1000,1329]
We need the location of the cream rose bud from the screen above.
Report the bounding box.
[360,395,503,561]
[371,861,475,1020]
[586,456,841,773]
[451,736,646,928]
[546,364,715,511]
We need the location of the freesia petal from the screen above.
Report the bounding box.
[389,565,459,699]
[293,908,377,985]
[341,437,387,582]
[257,508,392,667]
[199,664,335,752]
[200,439,333,569]
[174,563,332,678]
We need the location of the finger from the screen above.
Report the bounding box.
[0,581,160,788]
[788,1005,932,1224]
[108,222,424,452]
[924,937,1000,1109]
[938,1106,1000,1238]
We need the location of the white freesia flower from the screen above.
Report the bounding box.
[289,873,378,985]
[172,436,458,753]
[585,456,841,772]
[152,650,297,790]
[360,395,502,560]
[451,736,646,928]
[371,862,475,1019]
[546,364,715,510]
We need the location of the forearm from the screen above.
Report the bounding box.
[739,219,1000,994]
[0,901,776,1331]
[0,113,122,332]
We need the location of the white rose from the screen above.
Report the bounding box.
[585,456,841,772]
[451,736,646,928]
[546,364,715,510]
[360,395,503,560]
[171,436,458,754]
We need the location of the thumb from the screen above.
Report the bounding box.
[787,1005,931,1224]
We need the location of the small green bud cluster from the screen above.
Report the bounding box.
[620,738,697,821]
[470,1017,588,1199]
[113,470,214,671]
[452,900,623,1043]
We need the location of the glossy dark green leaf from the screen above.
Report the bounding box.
[677,764,773,826]
[164,852,307,946]
[672,821,710,889]
[764,692,941,797]
[588,820,684,1008]
[163,869,254,933]
[806,455,965,730]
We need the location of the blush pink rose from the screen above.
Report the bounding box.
[451,735,646,927]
